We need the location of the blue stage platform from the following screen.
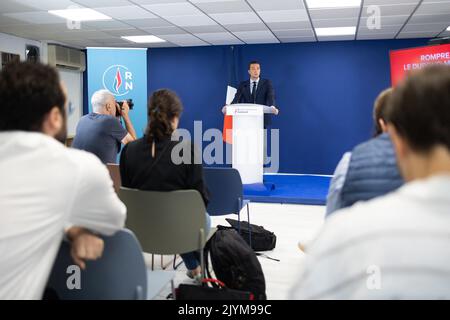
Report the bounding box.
[243,174,331,205]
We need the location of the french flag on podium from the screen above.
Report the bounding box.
[223,48,239,144]
[222,115,233,144]
[222,86,236,144]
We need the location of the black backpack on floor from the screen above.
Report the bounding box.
[205,226,266,300]
[226,218,277,252]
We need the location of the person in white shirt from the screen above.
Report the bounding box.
[291,65,450,299]
[0,62,126,299]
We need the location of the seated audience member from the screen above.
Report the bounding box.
[72,89,136,164]
[291,65,450,299]
[120,89,210,281]
[0,62,126,299]
[326,88,403,216]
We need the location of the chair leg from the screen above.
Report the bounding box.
[174,259,184,270]
[171,254,184,270]
[237,197,242,235]
[199,228,206,281]
[172,254,177,270]
[247,202,252,248]
[237,211,241,235]
[151,254,154,271]
[171,280,175,300]
[157,255,177,270]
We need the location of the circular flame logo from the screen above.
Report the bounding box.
[102,65,132,97]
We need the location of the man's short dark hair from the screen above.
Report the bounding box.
[386,65,450,152]
[0,61,65,132]
[248,60,260,69]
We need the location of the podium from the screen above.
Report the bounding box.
[225,104,274,184]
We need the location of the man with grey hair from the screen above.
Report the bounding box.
[73,89,136,164]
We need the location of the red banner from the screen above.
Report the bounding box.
[222,115,232,144]
[390,44,450,86]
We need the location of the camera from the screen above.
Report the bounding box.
[116,99,134,117]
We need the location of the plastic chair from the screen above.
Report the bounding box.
[45,229,173,300]
[203,167,252,247]
[107,164,170,270]
[119,188,210,280]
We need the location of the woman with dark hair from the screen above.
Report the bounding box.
[119,89,210,281]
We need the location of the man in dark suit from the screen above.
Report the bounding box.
[224,61,279,168]
[230,60,279,126]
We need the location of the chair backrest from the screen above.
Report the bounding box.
[118,188,207,255]
[46,229,147,300]
[203,167,243,216]
[106,163,121,194]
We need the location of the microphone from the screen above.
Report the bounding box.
[233,84,244,104]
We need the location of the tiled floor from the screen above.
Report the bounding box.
[150,202,326,300]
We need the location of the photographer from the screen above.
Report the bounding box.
[72,89,137,164]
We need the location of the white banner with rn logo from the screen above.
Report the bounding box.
[87,48,148,138]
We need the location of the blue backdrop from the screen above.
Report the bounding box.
[145,38,428,174]
[87,48,148,138]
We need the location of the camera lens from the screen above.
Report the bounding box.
[127,99,134,109]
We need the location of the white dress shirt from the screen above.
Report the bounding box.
[250,78,260,94]
[0,131,126,299]
[291,174,450,299]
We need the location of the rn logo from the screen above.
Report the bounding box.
[102,65,133,97]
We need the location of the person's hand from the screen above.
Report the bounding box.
[271,106,279,115]
[66,227,104,270]
[119,100,130,117]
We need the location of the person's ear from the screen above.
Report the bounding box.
[106,102,116,116]
[42,107,63,137]
[379,119,388,133]
[387,122,413,168]
[50,107,63,131]
[171,117,179,130]
[387,123,415,181]
[248,70,251,76]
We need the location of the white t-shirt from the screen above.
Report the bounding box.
[0,132,126,299]
[250,78,260,94]
[291,174,450,299]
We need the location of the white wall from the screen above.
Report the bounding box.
[0,32,83,137]
[0,32,47,63]
[59,68,83,137]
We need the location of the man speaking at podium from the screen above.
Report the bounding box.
[224,60,279,171]
[231,60,279,127]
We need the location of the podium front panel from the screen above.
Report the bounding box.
[230,104,264,184]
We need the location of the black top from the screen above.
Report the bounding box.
[119,136,209,206]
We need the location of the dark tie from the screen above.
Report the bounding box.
[251,81,257,103]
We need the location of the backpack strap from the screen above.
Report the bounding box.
[204,234,220,288]
[255,253,280,262]
[202,279,226,288]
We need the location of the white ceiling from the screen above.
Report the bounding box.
[0,0,448,48]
